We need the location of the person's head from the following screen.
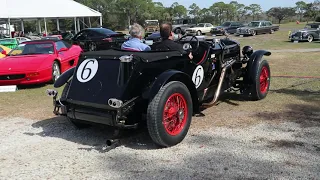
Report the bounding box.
[160,23,174,40]
[129,23,144,39]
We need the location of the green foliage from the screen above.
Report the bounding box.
[267,7,296,24]
[19,0,320,32]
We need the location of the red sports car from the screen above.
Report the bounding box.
[0,39,83,86]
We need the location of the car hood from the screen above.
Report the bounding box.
[0,54,53,72]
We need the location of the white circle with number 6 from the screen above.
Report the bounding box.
[76,59,99,83]
[192,65,204,88]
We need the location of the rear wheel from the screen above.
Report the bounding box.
[51,61,60,83]
[307,35,314,42]
[270,29,275,34]
[89,42,97,51]
[147,81,193,147]
[251,59,271,100]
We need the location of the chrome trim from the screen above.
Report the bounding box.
[119,55,133,63]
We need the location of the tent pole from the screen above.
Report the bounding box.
[77,18,80,32]
[38,19,41,34]
[56,18,60,31]
[82,17,85,28]
[88,17,91,28]
[44,18,48,36]
[99,16,103,27]
[8,18,11,37]
[74,17,77,33]
[21,19,24,35]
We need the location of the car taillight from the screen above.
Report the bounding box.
[26,72,39,77]
[102,38,113,42]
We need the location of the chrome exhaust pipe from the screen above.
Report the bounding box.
[106,139,120,146]
[201,59,236,107]
[202,66,227,107]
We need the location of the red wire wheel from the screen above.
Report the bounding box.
[251,59,271,100]
[162,93,188,136]
[147,81,193,147]
[259,66,269,94]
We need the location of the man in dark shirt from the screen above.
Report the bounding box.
[152,23,193,59]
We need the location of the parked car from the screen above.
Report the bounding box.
[172,18,197,34]
[289,22,320,42]
[41,35,62,40]
[0,38,19,49]
[236,21,279,36]
[47,35,271,147]
[0,39,82,86]
[144,20,159,37]
[68,28,127,52]
[185,23,215,36]
[144,32,181,46]
[15,37,32,43]
[0,45,11,58]
[211,21,245,35]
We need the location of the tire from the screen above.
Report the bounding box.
[196,30,202,36]
[147,81,193,147]
[270,29,275,34]
[252,30,256,36]
[251,59,271,100]
[51,61,61,83]
[307,35,313,42]
[61,80,91,129]
[89,42,97,51]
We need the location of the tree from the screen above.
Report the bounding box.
[295,1,307,21]
[304,1,320,22]
[246,4,263,21]
[189,3,201,22]
[230,1,247,21]
[170,2,187,18]
[267,7,296,24]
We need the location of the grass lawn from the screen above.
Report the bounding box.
[0,51,319,129]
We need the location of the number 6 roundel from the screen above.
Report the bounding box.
[76,59,99,83]
[192,65,204,88]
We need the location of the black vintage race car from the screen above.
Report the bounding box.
[46,35,271,147]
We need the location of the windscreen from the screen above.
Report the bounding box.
[8,43,54,56]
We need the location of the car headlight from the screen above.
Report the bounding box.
[302,32,307,36]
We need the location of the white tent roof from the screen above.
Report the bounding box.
[0,0,102,19]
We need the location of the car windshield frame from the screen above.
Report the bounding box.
[248,22,261,27]
[7,42,55,56]
[196,23,205,27]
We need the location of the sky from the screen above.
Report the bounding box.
[160,0,315,11]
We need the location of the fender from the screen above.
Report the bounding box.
[247,50,271,82]
[54,67,75,88]
[143,70,200,113]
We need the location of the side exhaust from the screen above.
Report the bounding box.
[106,139,120,146]
[202,59,236,107]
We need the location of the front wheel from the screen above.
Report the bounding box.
[147,81,193,147]
[251,59,271,100]
[196,30,202,36]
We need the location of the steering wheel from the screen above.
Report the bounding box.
[177,34,200,53]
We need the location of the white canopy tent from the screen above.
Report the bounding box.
[0,0,102,37]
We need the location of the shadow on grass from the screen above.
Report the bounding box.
[257,86,320,127]
[17,83,48,90]
[26,116,159,152]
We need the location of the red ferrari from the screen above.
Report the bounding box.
[0,39,82,86]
